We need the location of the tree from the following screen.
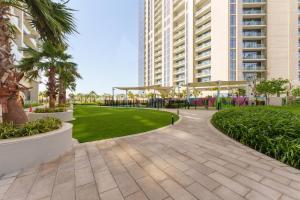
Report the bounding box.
[18,42,69,108]
[57,57,81,105]
[0,0,76,125]
[292,87,300,97]
[192,88,201,98]
[88,91,98,102]
[256,78,289,105]
[127,91,135,100]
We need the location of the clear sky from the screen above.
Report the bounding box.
[66,0,139,94]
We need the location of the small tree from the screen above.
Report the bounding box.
[292,87,300,97]
[271,78,289,97]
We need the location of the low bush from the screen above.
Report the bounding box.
[34,107,66,113]
[211,107,300,169]
[24,102,42,108]
[74,102,100,106]
[0,118,62,139]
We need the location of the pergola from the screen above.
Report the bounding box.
[112,80,250,100]
[112,85,173,100]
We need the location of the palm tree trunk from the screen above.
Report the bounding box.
[0,6,28,125]
[58,79,66,105]
[48,66,57,108]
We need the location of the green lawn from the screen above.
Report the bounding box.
[73,106,179,143]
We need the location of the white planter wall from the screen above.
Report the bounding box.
[27,110,73,122]
[0,123,73,175]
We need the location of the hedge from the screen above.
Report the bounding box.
[0,118,62,139]
[211,107,300,169]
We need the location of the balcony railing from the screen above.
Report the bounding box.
[243,21,265,26]
[243,32,265,37]
[243,66,266,71]
[243,10,265,14]
[243,0,266,3]
[243,43,265,48]
[243,55,265,59]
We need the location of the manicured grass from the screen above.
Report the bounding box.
[73,106,179,143]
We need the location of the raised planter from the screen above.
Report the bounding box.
[0,123,73,175]
[27,110,73,122]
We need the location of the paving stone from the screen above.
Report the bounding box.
[27,174,56,200]
[261,178,300,199]
[163,166,194,186]
[233,175,281,200]
[214,186,245,200]
[185,160,215,175]
[3,174,36,200]
[76,183,99,200]
[247,166,290,185]
[75,167,94,187]
[125,164,147,180]
[185,168,220,191]
[100,188,124,200]
[164,157,190,171]
[137,176,168,200]
[149,156,170,169]
[114,173,139,197]
[186,183,221,200]
[125,191,148,200]
[52,181,75,200]
[245,191,272,200]
[160,179,196,200]
[143,164,168,182]
[209,172,250,196]
[94,170,117,193]
[204,161,236,177]
[224,164,263,182]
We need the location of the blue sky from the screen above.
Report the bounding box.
[66,0,139,94]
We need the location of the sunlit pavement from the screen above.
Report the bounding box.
[1,109,300,200]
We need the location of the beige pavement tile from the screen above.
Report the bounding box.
[114,172,139,197]
[163,166,194,186]
[3,174,36,200]
[100,188,124,200]
[187,182,221,200]
[245,191,272,200]
[125,191,148,200]
[94,170,117,193]
[75,167,94,187]
[224,164,263,182]
[185,168,220,191]
[125,164,147,180]
[233,175,281,200]
[209,172,250,196]
[143,164,168,182]
[137,176,168,200]
[27,174,56,200]
[204,161,236,177]
[160,179,196,200]
[76,183,99,200]
[261,178,300,200]
[52,181,75,200]
[214,186,246,200]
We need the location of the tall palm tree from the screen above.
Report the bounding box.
[57,55,81,105]
[18,41,69,108]
[0,0,76,125]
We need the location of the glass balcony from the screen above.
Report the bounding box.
[243,21,265,26]
[243,0,266,3]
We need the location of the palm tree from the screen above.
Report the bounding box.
[57,55,81,105]
[0,0,76,125]
[18,41,69,108]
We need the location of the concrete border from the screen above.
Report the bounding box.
[0,123,73,175]
[27,110,73,122]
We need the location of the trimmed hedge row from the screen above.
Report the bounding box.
[0,118,62,139]
[34,107,66,113]
[211,107,300,169]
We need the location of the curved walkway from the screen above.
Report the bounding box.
[1,109,300,200]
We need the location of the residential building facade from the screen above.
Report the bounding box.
[139,0,145,87]
[10,7,39,102]
[143,0,300,87]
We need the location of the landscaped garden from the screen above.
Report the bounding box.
[212,106,300,169]
[72,106,179,143]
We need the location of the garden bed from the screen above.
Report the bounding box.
[27,109,73,122]
[0,122,73,175]
[211,107,300,169]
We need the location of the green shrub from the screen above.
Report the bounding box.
[74,102,100,106]
[0,118,62,139]
[24,102,42,108]
[211,107,300,169]
[34,107,66,113]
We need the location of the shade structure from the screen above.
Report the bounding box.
[114,85,173,91]
[187,81,248,88]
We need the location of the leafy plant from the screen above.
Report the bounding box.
[0,118,62,139]
[34,107,66,113]
[212,107,300,169]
